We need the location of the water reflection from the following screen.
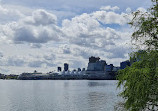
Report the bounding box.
[64,81,69,87]
[87,92,108,111]
[88,81,108,87]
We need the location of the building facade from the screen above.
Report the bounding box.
[64,63,69,71]
[120,60,130,69]
[87,57,107,71]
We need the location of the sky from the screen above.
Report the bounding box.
[0,0,151,74]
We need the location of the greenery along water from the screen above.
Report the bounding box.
[117,0,158,111]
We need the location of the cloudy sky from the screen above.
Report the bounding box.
[0,0,151,74]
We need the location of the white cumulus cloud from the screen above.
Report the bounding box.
[0,5,134,74]
[100,6,120,11]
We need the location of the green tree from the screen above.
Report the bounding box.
[117,0,158,111]
[129,0,158,50]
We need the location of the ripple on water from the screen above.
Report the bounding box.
[0,80,122,111]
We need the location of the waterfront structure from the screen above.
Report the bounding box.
[86,56,116,80]
[32,70,42,74]
[82,68,86,71]
[87,56,106,71]
[105,64,113,72]
[0,73,5,79]
[78,68,81,72]
[64,63,69,71]
[0,74,18,79]
[89,56,100,63]
[17,56,122,80]
[113,67,120,72]
[120,60,130,69]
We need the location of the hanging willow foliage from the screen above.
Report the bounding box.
[117,0,158,111]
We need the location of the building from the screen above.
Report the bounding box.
[82,68,86,71]
[64,63,69,71]
[86,56,116,80]
[0,73,5,79]
[87,57,106,71]
[89,56,100,63]
[32,70,42,75]
[120,60,130,69]
[105,64,113,72]
[57,67,62,72]
[113,66,120,72]
[78,68,81,72]
[20,70,42,76]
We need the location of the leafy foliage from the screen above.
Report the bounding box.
[118,51,158,111]
[117,0,158,111]
[129,0,158,50]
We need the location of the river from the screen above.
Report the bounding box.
[0,80,122,111]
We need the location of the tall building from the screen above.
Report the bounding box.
[87,57,107,71]
[82,68,86,71]
[78,68,81,72]
[89,56,100,63]
[57,67,62,72]
[64,63,69,71]
[120,60,130,69]
[86,56,116,80]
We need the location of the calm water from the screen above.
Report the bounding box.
[0,80,122,111]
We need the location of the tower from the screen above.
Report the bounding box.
[64,63,69,71]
